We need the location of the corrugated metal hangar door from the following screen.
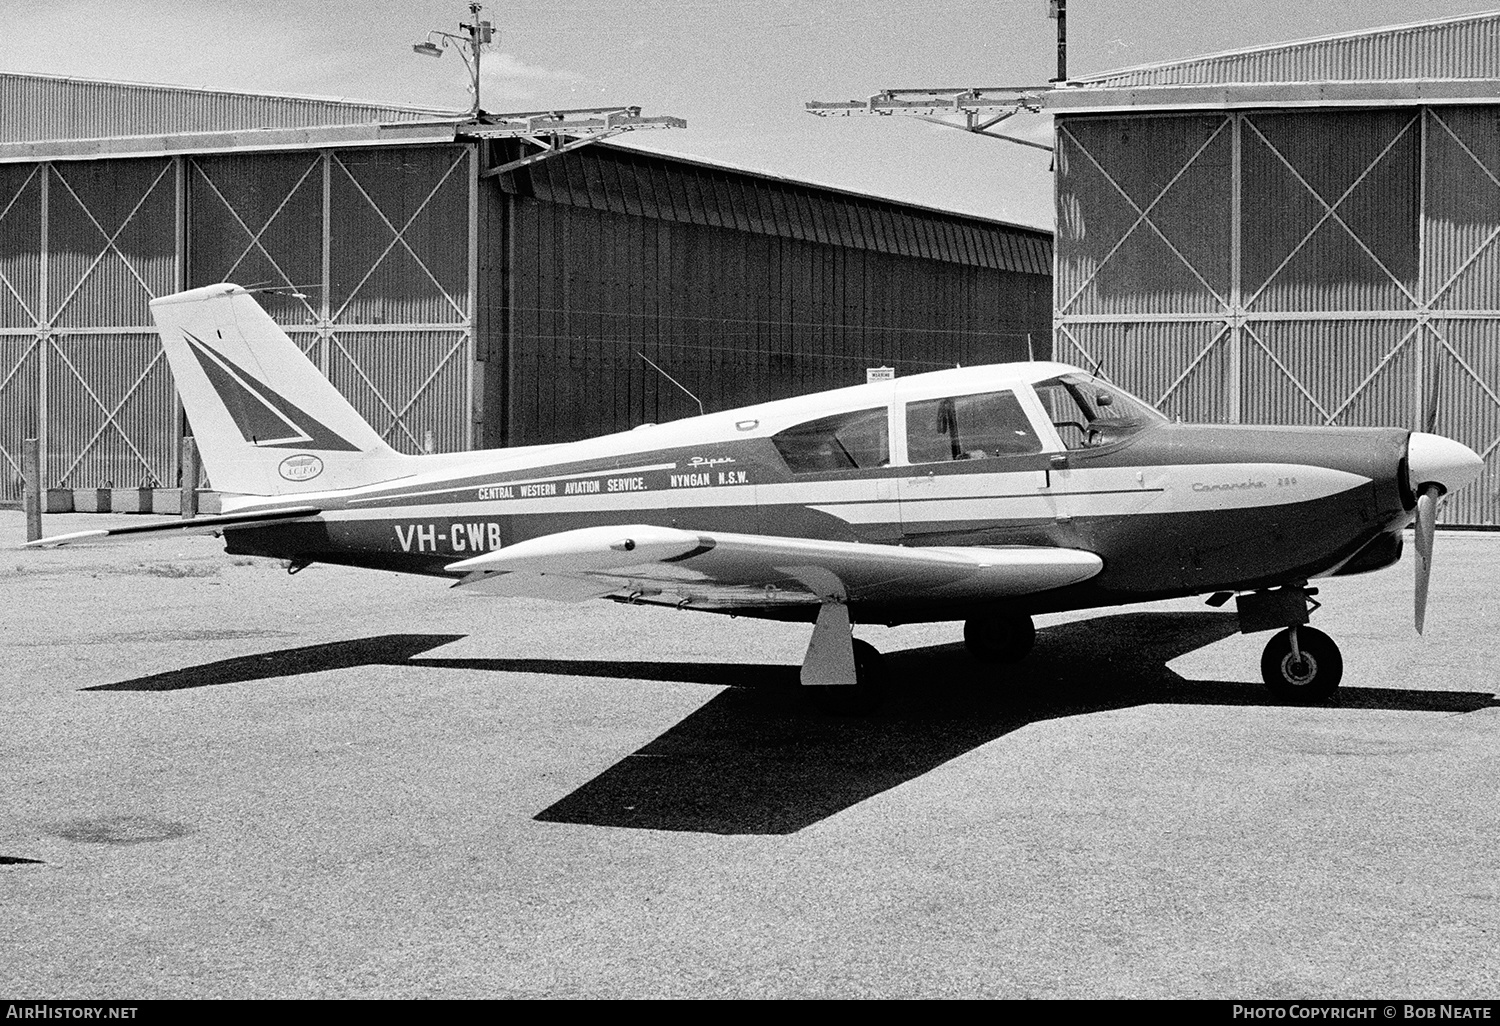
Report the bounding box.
[187,146,476,457]
[0,157,178,503]
[0,162,43,504]
[1056,107,1500,527]
[0,145,476,504]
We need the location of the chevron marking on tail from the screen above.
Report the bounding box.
[180,330,361,451]
[151,283,416,497]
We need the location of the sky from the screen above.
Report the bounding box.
[4,1,1499,230]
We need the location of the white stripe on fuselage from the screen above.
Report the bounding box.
[286,461,1369,526]
[816,463,1366,524]
[343,461,681,505]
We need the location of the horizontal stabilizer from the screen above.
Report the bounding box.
[25,507,321,549]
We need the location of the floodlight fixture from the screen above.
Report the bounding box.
[409,2,491,117]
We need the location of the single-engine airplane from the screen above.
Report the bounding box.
[31,283,1486,710]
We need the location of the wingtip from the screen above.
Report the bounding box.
[23,530,108,549]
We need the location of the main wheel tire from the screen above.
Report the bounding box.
[1260,626,1343,702]
[809,638,888,716]
[963,613,1036,664]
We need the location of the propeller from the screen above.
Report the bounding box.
[1406,362,1482,633]
[1415,368,1440,634]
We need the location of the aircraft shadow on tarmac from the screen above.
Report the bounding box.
[91,611,1499,835]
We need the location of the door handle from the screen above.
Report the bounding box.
[1044,453,1068,488]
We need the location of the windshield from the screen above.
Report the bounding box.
[1032,374,1165,450]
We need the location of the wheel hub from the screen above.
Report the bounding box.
[1279,651,1318,686]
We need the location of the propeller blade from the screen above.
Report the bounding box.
[1413,483,1440,634]
[1423,365,1442,435]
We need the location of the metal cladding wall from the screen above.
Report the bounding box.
[482,143,1052,446]
[0,145,475,503]
[1056,107,1500,526]
[1,134,1049,503]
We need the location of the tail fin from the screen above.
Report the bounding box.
[150,283,414,496]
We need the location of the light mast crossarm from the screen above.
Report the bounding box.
[806,87,1053,152]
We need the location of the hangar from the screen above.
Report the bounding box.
[1046,11,1500,527]
[808,10,1500,528]
[0,72,1051,512]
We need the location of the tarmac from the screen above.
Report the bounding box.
[1,511,1497,999]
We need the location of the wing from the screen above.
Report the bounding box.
[24,506,322,548]
[447,524,1102,610]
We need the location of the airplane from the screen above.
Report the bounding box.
[29,283,1486,712]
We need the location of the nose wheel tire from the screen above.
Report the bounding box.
[1260,626,1343,702]
[809,639,888,716]
[963,613,1036,664]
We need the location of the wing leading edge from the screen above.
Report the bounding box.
[447,524,1102,609]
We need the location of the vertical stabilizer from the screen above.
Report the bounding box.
[150,283,414,496]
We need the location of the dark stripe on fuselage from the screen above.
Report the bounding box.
[220,421,1414,622]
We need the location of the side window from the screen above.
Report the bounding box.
[772,407,890,473]
[905,390,1041,464]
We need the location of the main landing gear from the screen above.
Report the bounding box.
[1236,585,1344,702]
[963,611,1035,664]
[801,601,888,715]
[810,638,887,715]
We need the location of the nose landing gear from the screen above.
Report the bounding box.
[1236,584,1344,703]
[1260,624,1343,701]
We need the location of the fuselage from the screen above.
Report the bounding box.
[220,362,1418,623]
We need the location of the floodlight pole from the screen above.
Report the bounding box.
[461,2,488,117]
[413,2,494,118]
[1048,0,1068,83]
[412,2,688,171]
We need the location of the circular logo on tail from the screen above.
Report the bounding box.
[279,454,324,482]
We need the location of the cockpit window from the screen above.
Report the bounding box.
[773,407,889,473]
[1033,375,1165,450]
[906,390,1041,464]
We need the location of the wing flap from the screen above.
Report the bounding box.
[448,524,704,576]
[447,524,1102,608]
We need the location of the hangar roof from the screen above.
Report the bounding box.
[0,72,463,160]
[1045,9,1500,114]
[0,71,1049,247]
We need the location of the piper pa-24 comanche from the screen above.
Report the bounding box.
[33,283,1486,710]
